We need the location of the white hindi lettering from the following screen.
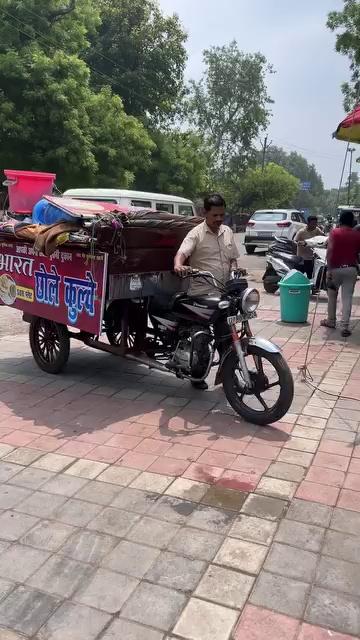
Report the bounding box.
[63,271,97,324]
[0,254,34,277]
[34,264,61,307]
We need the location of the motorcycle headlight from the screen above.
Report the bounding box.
[241,288,260,313]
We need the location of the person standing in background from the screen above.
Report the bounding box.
[294,216,324,279]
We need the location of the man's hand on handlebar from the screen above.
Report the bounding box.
[174,265,192,276]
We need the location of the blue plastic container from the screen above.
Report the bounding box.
[32,198,75,225]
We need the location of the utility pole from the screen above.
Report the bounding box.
[348,147,356,205]
[261,135,272,171]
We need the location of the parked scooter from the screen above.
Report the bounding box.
[262,236,327,294]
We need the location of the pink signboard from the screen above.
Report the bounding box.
[0,241,108,335]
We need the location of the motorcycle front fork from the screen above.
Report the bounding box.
[230,324,252,387]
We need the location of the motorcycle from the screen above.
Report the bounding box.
[105,270,294,426]
[262,236,327,294]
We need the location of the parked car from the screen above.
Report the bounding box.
[244,209,306,254]
[63,188,196,217]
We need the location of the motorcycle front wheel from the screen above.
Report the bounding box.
[222,345,294,426]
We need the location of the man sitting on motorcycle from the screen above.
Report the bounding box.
[174,193,239,389]
[294,215,324,280]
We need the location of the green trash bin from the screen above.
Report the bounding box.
[279,269,311,323]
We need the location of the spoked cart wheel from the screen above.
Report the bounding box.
[29,317,70,374]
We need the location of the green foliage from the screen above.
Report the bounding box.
[136,130,209,198]
[228,163,300,212]
[86,0,187,120]
[186,41,273,175]
[328,0,360,109]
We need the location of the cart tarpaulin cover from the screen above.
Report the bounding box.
[334,105,360,142]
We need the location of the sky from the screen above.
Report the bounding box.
[158,0,353,188]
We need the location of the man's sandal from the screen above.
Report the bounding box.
[320,320,336,329]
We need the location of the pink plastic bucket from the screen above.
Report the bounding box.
[4,169,56,214]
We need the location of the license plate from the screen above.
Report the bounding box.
[227,311,257,325]
[256,231,272,237]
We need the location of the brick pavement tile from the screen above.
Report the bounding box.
[8,467,55,490]
[286,498,332,527]
[3,447,43,466]
[173,597,238,640]
[312,451,349,472]
[215,537,267,574]
[60,529,117,564]
[55,441,95,458]
[101,619,163,640]
[149,495,195,524]
[324,429,356,444]
[196,564,254,609]
[241,494,288,521]
[145,550,206,591]
[132,511,182,548]
[76,431,113,445]
[284,437,319,454]
[87,506,140,537]
[0,544,50,582]
[111,487,159,513]
[168,526,223,561]
[101,540,159,578]
[64,458,108,479]
[0,585,59,636]
[0,444,15,459]
[305,586,360,637]
[0,510,38,541]
[1,430,38,447]
[130,471,174,493]
[148,456,190,476]
[348,458,360,474]
[98,465,140,486]
[298,622,357,639]
[28,554,93,598]
[53,498,102,527]
[230,514,277,546]
[0,577,14,603]
[120,451,158,471]
[21,520,75,552]
[244,443,279,460]
[344,473,360,491]
[296,481,339,506]
[14,490,67,518]
[75,480,122,506]
[187,504,234,534]
[266,461,305,482]
[306,466,345,487]
[201,486,247,511]
[233,604,300,640]
[121,582,186,631]
[209,438,248,454]
[275,519,325,553]
[292,426,323,441]
[318,440,352,457]
[165,477,209,502]
[256,477,297,500]
[302,406,331,420]
[197,449,237,468]
[331,507,360,535]
[337,488,360,512]
[217,469,259,492]
[163,443,204,462]
[85,445,125,463]
[134,438,172,456]
[316,555,360,597]
[264,542,318,582]
[0,484,32,510]
[0,461,24,482]
[28,435,64,452]
[323,529,360,564]
[182,462,224,484]
[250,571,310,618]
[31,452,75,472]
[41,474,89,497]
[74,567,138,613]
[277,449,314,468]
[37,601,110,640]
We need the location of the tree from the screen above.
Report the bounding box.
[136,130,209,198]
[186,41,273,176]
[0,0,154,188]
[229,163,299,212]
[328,0,360,109]
[86,0,187,120]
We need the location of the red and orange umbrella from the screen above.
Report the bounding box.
[334,105,360,142]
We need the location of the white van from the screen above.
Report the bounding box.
[63,188,196,217]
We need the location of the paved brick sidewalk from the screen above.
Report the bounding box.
[0,287,359,639]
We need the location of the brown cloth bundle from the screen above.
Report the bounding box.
[15,222,80,256]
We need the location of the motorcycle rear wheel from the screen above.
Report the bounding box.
[222,345,293,426]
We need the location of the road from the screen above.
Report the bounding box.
[0,232,268,339]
